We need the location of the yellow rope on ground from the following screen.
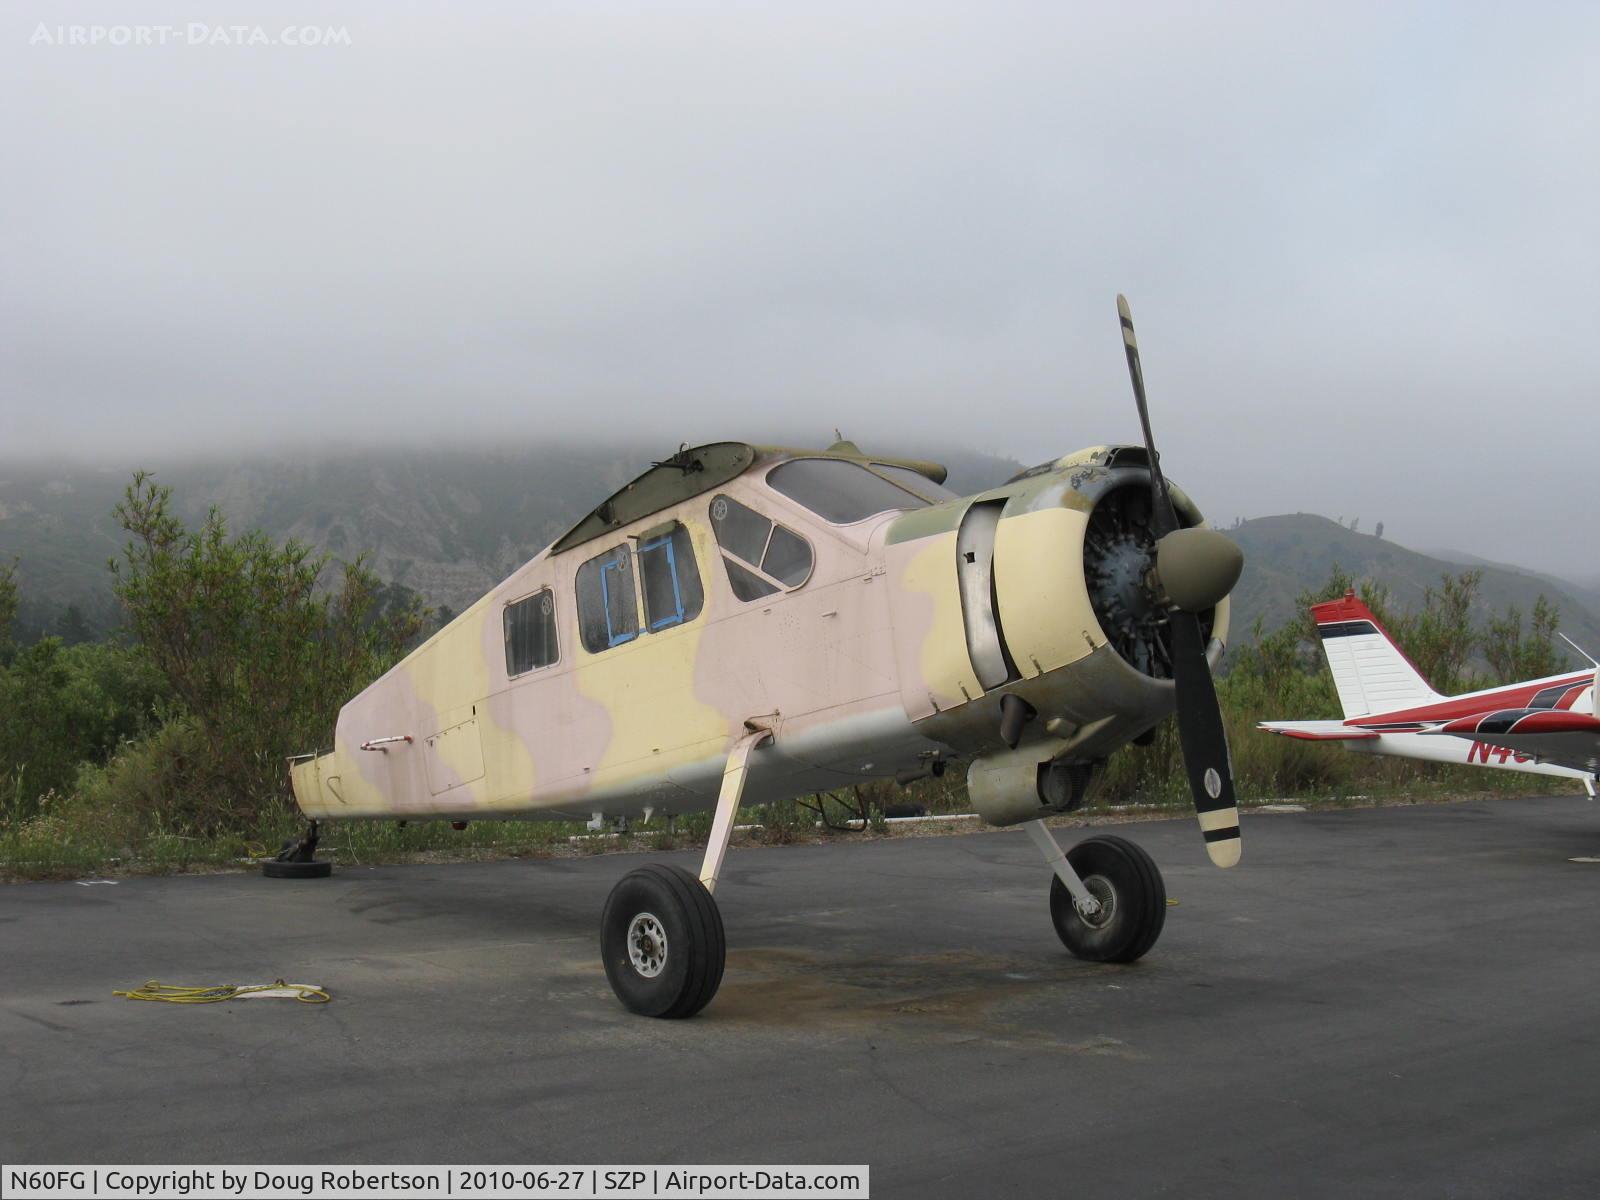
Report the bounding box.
[112,979,331,1004]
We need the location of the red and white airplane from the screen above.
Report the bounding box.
[1259,591,1599,796]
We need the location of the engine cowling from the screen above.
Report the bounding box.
[966,745,1106,826]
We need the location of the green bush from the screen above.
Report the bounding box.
[107,471,426,829]
[759,797,804,844]
[0,639,166,821]
[73,717,235,839]
[0,559,17,650]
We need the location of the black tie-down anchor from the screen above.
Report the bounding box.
[262,819,333,879]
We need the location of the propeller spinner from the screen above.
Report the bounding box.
[1117,295,1244,868]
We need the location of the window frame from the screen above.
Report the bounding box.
[599,550,640,648]
[708,493,815,601]
[759,522,815,587]
[763,457,932,527]
[639,530,687,630]
[577,544,641,654]
[574,521,706,655]
[869,462,959,504]
[502,586,561,678]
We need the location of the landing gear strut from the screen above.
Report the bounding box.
[262,820,333,879]
[1026,821,1165,962]
[600,725,770,1018]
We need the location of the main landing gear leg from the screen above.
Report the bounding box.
[600,726,772,1018]
[1025,819,1166,964]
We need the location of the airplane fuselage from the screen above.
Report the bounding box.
[1261,586,1598,788]
[290,443,1227,826]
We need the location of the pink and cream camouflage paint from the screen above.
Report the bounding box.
[290,442,1231,832]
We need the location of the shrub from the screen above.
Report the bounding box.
[0,639,166,821]
[107,472,426,828]
[759,797,803,844]
[1484,596,1565,683]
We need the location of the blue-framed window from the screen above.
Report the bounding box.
[577,545,639,653]
[575,525,703,654]
[639,534,683,629]
[601,554,638,646]
[640,523,704,632]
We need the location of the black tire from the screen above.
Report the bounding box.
[601,864,725,1018]
[262,859,333,879]
[1049,835,1165,963]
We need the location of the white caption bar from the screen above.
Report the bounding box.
[3,1165,870,1200]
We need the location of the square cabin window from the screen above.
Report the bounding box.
[638,522,704,631]
[503,588,558,676]
[576,545,640,652]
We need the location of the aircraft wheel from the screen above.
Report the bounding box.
[261,859,332,879]
[1050,835,1166,964]
[601,864,725,1018]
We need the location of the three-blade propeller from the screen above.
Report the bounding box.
[1117,295,1244,868]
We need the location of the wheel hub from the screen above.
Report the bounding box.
[627,912,668,978]
[1075,874,1117,929]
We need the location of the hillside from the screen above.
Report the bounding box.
[6,452,1597,667]
[0,442,1024,633]
[1228,513,1600,663]
[1421,547,1600,617]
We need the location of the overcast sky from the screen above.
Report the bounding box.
[3,2,1596,573]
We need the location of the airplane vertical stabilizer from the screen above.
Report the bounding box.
[1311,591,1442,719]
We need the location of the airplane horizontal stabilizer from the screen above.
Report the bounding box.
[1257,720,1380,741]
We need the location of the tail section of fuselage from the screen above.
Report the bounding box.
[1265,590,1596,789]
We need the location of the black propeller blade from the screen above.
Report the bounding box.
[1117,295,1241,868]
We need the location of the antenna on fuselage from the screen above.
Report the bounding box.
[1559,631,1599,668]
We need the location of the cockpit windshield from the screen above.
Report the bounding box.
[766,458,937,524]
[870,463,960,503]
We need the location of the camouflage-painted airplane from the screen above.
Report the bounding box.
[1259,591,1600,794]
[286,298,1247,1018]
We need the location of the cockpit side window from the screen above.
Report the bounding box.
[710,494,814,601]
[723,557,778,602]
[709,493,770,565]
[760,525,812,585]
[766,458,932,524]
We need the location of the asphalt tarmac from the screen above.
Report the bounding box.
[4,795,1599,1198]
